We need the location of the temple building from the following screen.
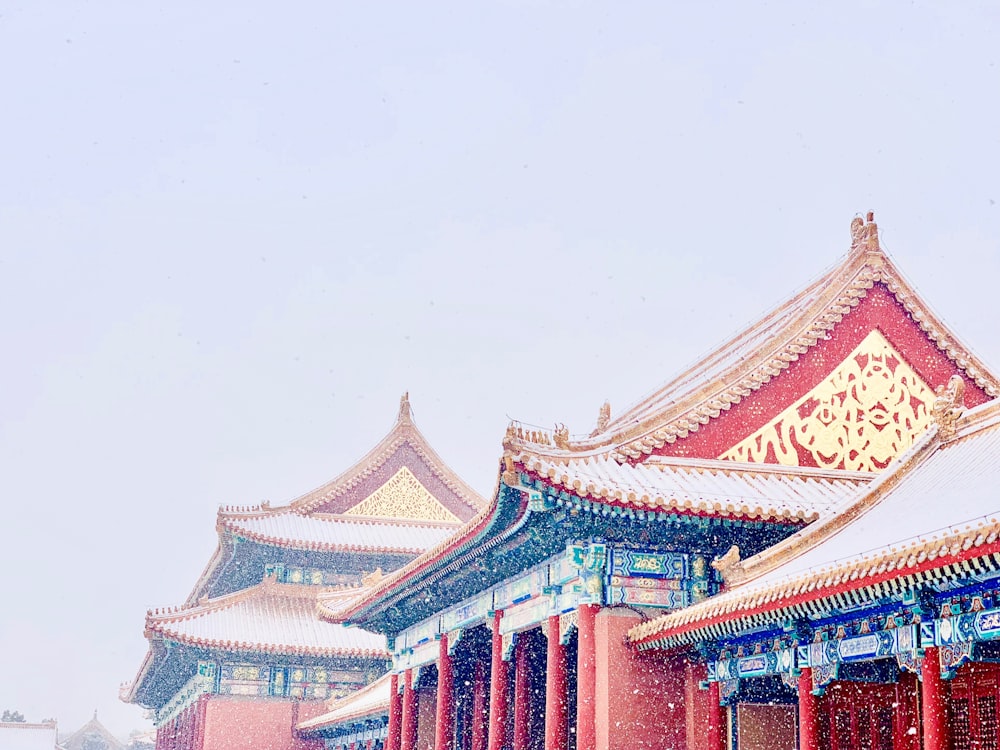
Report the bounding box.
[299,214,1000,750]
[61,712,125,750]
[123,397,484,750]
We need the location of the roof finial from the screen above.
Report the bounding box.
[850,211,881,255]
[398,392,412,424]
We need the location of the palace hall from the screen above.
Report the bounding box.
[127,213,1000,750]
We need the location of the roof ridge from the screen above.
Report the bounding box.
[285,396,485,516]
[503,213,999,463]
[630,513,1000,647]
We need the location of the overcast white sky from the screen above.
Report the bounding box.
[2,0,999,739]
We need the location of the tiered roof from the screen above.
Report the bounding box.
[630,395,1000,649]
[505,213,998,466]
[127,395,482,712]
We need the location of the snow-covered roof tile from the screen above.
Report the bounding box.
[517,453,868,523]
[147,579,387,658]
[630,397,1000,647]
[220,510,460,554]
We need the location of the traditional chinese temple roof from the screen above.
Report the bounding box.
[188,394,485,602]
[297,672,392,735]
[630,395,1000,649]
[280,393,483,520]
[147,577,386,659]
[513,453,868,523]
[124,576,388,709]
[61,712,124,750]
[217,509,459,555]
[334,451,854,631]
[506,214,999,467]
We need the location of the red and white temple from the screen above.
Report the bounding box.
[129,213,1000,750]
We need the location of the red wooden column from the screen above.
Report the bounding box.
[798,668,819,750]
[435,634,455,750]
[545,616,568,750]
[921,647,949,750]
[487,611,509,750]
[576,604,599,750]
[513,637,531,750]
[471,661,488,750]
[401,669,418,750]
[387,673,403,750]
[707,681,725,750]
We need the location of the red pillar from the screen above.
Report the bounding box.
[798,668,819,750]
[401,669,418,750]
[487,611,509,750]
[435,635,454,750]
[513,637,531,750]
[545,616,568,750]
[921,647,948,750]
[387,673,403,750]
[471,661,488,750]
[576,604,599,750]
[707,681,724,750]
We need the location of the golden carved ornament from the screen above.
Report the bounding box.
[850,211,880,255]
[720,329,935,471]
[590,401,612,437]
[931,374,966,440]
[553,423,570,450]
[343,466,460,522]
[711,545,741,584]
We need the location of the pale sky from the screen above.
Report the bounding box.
[2,1,999,739]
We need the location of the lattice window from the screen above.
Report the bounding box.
[951,698,972,750]
[980,695,998,750]
[344,466,460,522]
[876,708,893,750]
[721,329,935,471]
[857,707,872,750]
[834,710,853,750]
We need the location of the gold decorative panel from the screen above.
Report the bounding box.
[344,466,460,522]
[720,330,934,471]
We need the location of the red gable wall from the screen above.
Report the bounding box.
[650,284,992,467]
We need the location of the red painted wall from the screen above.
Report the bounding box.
[416,687,437,750]
[595,609,686,750]
[193,696,325,750]
[683,661,714,750]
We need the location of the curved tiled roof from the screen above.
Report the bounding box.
[630,398,1000,648]
[505,215,1000,463]
[147,578,387,658]
[516,452,868,523]
[297,672,392,733]
[219,509,460,554]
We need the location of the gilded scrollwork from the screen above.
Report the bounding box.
[344,466,460,522]
[721,330,934,471]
